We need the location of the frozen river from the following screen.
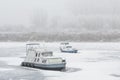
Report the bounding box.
[0,42,120,80]
[0,64,44,80]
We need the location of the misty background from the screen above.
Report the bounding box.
[0,0,120,42]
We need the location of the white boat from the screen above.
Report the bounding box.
[60,42,78,53]
[21,43,66,70]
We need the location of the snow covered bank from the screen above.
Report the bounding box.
[0,42,25,48]
[0,68,14,71]
[0,57,23,65]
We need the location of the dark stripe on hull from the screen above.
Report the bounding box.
[61,50,78,53]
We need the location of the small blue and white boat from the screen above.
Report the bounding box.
[60,42,78,53]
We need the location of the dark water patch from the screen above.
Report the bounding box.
[110,74,120,77]
[61,67,82,73]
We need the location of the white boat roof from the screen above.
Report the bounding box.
[43,56,62,59]
[35,49,52,53]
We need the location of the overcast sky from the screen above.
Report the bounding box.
[0,0,119,27]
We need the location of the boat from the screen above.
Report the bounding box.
[60,42,78,53]
[21,43,66,70]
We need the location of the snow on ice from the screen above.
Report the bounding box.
[0,42,120,80]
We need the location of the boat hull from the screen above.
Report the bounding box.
[21,62,66,70]
[60,50,78,53]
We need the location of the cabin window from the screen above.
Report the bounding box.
[35,53,37,57]
[38,53,40,57]
[42,59,46,63]
[42,52,53,57]
[34,58,37,62]
[66,46,72,48]
[37,58,39,62]
[48,58,62,63]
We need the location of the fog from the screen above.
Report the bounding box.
[0,0,120,41]
[0,0,119,25]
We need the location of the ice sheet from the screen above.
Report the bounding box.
[0,42,120,80]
